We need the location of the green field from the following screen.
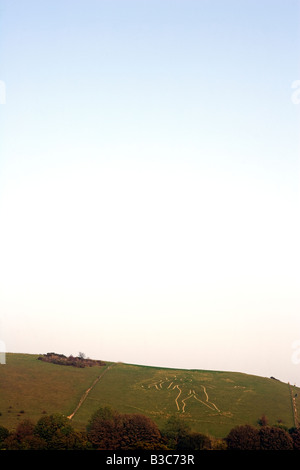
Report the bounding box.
[1,353,299,438]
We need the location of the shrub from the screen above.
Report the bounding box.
[258,414,268,426]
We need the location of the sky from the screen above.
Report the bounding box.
[0,0,300,384]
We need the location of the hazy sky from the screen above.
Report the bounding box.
[0,0,300,384]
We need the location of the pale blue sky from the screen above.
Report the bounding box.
[0,0,300,384]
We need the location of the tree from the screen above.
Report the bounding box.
[18,434,46,450]
[226,424,260,450]
[2,419,46,450]
[87,407,165,450]
[61,429,91,450]
[2,415,88,450]
[119,413,163,450]
[87,406,123,450]
[259,426,293,450]
[161,415,191,449]
[34,413,78,450]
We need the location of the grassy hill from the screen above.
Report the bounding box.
[1,353,299,438]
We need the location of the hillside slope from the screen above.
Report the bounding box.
[1,353,299,438]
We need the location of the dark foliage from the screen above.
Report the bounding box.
[3,414,89,450]
[87,406,164,450]
[176,431,212,450]
[259,426,293,450]
[289,427,300,450]
[226,423,296,451]
[0,425,9,449]
[226,424,260,450]
[160,415,192,450]
[3,419,46,450]
[34,413,89,449]
[119,413,164,450]
[258,414,268,426]
[1,408,299,451]
[87,406,123,449]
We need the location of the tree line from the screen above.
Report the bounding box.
[0,407,299,450]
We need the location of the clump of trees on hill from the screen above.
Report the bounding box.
[0,408,299,451]
[0,415,89,450]
[86,407,166,450]
[225,423,298,450]
[37,352,106,368]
